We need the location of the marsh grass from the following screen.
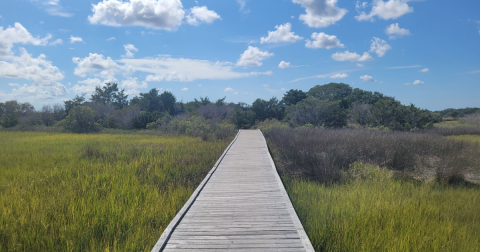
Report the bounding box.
[0,132,230,251]
[265,128,480,183]
[286,163,480,251]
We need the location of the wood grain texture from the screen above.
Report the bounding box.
[152,130,314,252]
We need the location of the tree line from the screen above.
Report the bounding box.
[0,82,448,133]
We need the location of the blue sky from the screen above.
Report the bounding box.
[0,0,479,111]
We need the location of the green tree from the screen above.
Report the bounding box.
[232,108,256,129]
[90,83,128,109]
[287,97,347,128]
[159,91,176,115]
[282,89,307,106]
[308,83,352,101]
[61,106,100,133]
[251,97,285,122]
[0,101,35,128]
[64,94,86,115]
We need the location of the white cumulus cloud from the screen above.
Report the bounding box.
[278,61,291,69]
[70,35,83,43]
[0,23,53,56]
[385,23,411,39]
[72,53,132,79]
[421,68,429,73]
[260,23,303,44]
[370,37,391,57]
[118,55,272,82]
[224,87,235,92]
[236,46,273,67]
[356,0,413,21]
[121,77,147,88]
[332,51,374,62]
[330,73,348,78]
[88,0,186,30]
[186,6,221,26]
[293,0,347,28]
[305,32,344,49]
[356,63,364,67]
[360,75,375,82]
[123,43,138,58]
[181,87,188,91]
[405,80,424,85]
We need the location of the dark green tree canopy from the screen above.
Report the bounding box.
[282,89,307,106]
[90,83,128,109]
[308,83,352,101]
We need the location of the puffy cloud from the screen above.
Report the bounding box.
[186,6,221,26]
[50,39,63,45]
[70,35,83,43]
[356,0,413,21]
[0,23,52,56]
[330,73,348,78]
[278,61,291,69]
[236,46,273,67]
[356,63,364,67]
[385,23,411,39]
[121,77,147,88]
[118,55,272,82]
[0,48,65,87]
[332,51,374,62]
[71,78,104,93]
[260,23,302,44]
[355,1,368,10]
[421,68,429,73]
[123,43,138,58]
[88,0,185,30]
[360,75,375,82]
[370,37,391,57]
[181,87,188,91]
[12,84,68,99]
[305,32,344,49]
[293,0,347,28]
[224,87,235,92]
[405,80,424,85]
[72,53,131,79]
[0,23,67,99]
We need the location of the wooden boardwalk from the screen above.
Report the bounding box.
[152,130,314,252]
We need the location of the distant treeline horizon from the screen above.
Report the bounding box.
[0,82,479,134]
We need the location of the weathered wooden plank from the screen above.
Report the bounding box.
[151,130,314,252]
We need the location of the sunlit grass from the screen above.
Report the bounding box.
[0,132,231,251]
[448,135,480,144]
[285,163,480,252]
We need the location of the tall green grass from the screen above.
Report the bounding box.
[286,163,480,251]
[0,132,231,251]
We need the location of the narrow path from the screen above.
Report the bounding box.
[152,130,314,252]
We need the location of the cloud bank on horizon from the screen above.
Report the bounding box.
[0,0,479,110]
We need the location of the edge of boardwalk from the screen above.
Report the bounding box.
[150,130,242,252]
[151,129,315,252]
[259,129,315,252]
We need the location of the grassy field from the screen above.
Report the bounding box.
[0,132,231,251]
[265,128,480,251]
[449,135,480,144]
[285,164,480,251]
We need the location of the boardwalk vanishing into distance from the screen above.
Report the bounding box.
[152,130,314,252]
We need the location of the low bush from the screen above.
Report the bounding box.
[265,128,480,183]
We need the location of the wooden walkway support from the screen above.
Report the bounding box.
[152,130,314,252]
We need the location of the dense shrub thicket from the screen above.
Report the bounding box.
[265,127,480,184]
